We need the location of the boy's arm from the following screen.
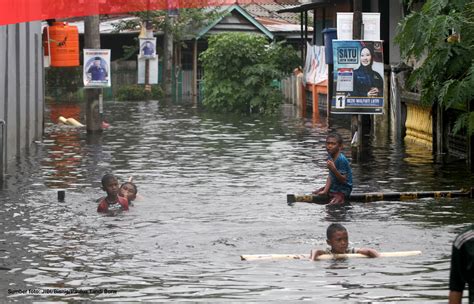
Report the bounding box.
[321,176,331,194]
[356,248,379,258]
[313,176,331,195]
[448,291,462,304]
[310,249,327,261]
[327,160,347,184]
[97,200,107,213]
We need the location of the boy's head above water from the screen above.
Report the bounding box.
[120,182,137,202]
[101,174,119,197]
[325,132,344,158]
[326,223,349,254]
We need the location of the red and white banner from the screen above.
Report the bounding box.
[0,0,278,26]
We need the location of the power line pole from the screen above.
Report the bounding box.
[84,15,102,133]
[352,0,363,154]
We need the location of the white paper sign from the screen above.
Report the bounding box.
[138,56,159,84]
[362,13,381,41]
[336,12,381,40]
[337,13,353,40]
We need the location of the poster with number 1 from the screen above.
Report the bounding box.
[331,40,384,115]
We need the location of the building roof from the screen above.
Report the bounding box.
[276,0,334,13]
[242,3,301,23]
[196,4,274,39]
[54,2,312,37]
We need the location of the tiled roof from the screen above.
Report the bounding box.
[241,2,312,24]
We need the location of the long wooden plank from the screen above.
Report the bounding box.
[287,188,473,204]
[240,250,422,261]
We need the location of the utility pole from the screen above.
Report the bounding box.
[144,0,151,93]
[352,0,363,153]
[162,13,174,97]
[84,15,102,133]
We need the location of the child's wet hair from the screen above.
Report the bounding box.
[327,132,343,145]
[121,182,138,194]
[326,223,347,239]
[101,173,117,187]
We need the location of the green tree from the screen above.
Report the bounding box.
[113,8,220,58]
[395,0,474,134]
[200,33,299,114]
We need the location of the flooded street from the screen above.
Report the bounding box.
[1,99,474,302]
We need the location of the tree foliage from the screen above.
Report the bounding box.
[395,0,474,134]
[112,8,220,59]
[200,33,299,114]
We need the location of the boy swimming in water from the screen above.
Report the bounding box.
[97,173,129,213]
[310,223,379,260]
[313,132,352,205]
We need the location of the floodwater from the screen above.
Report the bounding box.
[1,99,474,303]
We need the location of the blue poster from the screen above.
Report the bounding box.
[332,40,384,114]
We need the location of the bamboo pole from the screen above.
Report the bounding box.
[241,250,422,261]
[287,188,474,204]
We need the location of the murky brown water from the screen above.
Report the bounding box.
[1,99,473,302]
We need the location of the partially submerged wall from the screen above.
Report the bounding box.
[0,22,45,174]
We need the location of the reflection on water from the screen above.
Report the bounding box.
[1,100,473,302]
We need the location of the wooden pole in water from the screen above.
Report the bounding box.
[241,250,422,261]
[287,188,474,204]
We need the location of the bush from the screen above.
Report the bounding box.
[200,33,298,114]
[115,84,163,101]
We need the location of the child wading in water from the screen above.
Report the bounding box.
[310,223,379,260]
[97,174,129,213]
[313,132,353,205]
[119,181,138,205]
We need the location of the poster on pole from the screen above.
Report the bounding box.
[139,37,156,59]
[83,49,111,88]
[331,40,384,115]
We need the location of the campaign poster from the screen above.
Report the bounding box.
[139,37,156,59]
[83,49,111,88]
[331,40,384,114]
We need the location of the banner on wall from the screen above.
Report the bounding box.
[83,49,111,88]
[331,40,384,115]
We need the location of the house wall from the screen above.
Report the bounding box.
[0,22,44,174]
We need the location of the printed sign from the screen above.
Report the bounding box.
[336,12,381,41]
[83,49,111,88]
[336,68,353,92]
[332,40,384,114]
[139,37,156,59]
